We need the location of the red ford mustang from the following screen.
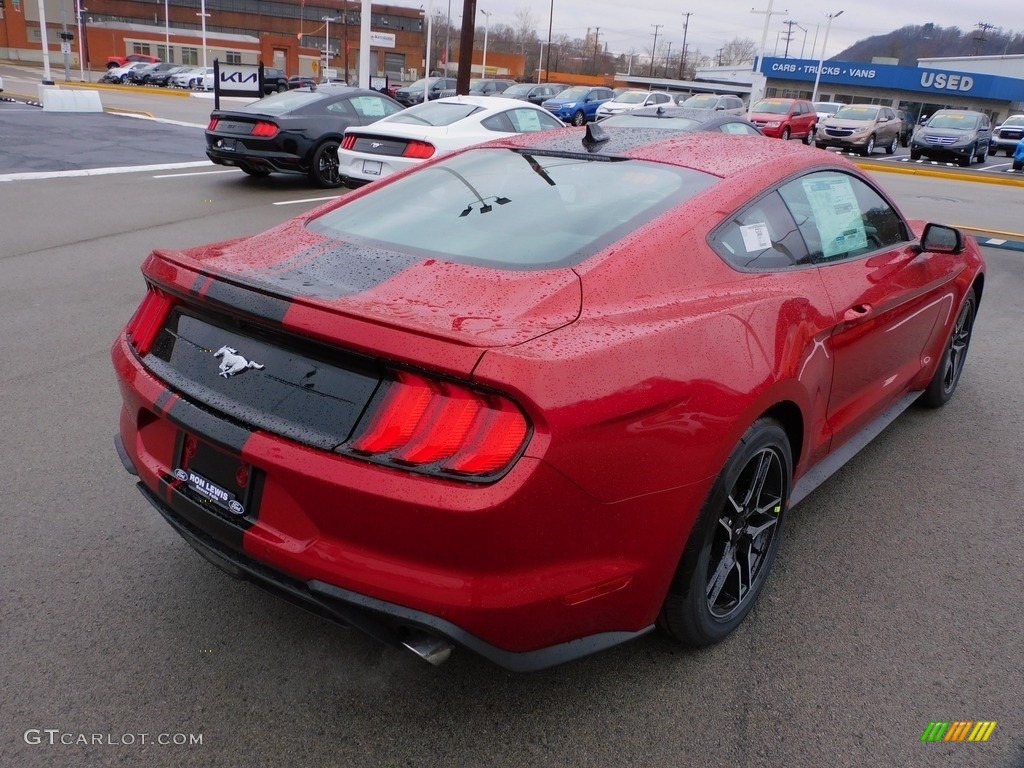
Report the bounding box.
[112,126,984,671]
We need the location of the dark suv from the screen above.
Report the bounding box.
[262,67,289,94]
[393,77,457,107]
[910,109,991,166]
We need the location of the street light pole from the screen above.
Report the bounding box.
[546,0,554,83]
[811,10,843,102]
[198,0,210,70]
[445,0,452,76]
[75,0,85,81]
[321,15,340,81]
[36,0,54,84]
[164,0,169,61]
[479,9,491,79]
[538,41,548,83]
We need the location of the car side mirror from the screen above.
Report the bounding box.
[919,223,964,254]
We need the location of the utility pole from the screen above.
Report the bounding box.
[591,27,600,73]
[665,41,672,78]
[649,24,662,76]
[678,12,691,80]
[781,19,797,58]
[973,22,996,56]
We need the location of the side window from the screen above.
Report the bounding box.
[326,100,356,117]
[481,113,516,132]
[720,122,761,135]
[778,171,909,264]
[709,191,812,270]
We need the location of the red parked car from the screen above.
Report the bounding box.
[112,127,984,671]
[748,97,818,142]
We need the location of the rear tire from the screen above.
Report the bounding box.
[308,140,342,188]
[919,289,976,408]
[659,418,791,646]
[802,127,814,145]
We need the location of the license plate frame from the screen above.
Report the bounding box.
[173,433,257,518]
[219,138,237,152]
[362,159,382,176]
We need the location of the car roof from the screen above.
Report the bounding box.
[494,125,838,179]
[434,94,541,110]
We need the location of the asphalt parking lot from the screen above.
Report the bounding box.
[2,79,1023,768]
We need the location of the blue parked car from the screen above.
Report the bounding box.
[541,85,615,126]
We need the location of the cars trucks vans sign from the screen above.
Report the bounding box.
[760,56,1024,101]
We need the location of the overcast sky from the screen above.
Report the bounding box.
[402,1,1022,64]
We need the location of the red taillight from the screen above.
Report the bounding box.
[341,134,357,150]
[402,140,435,159]
[207,117,219,131]
[250,121,279,138]
[349,372,529,478]
[126,287,174,356]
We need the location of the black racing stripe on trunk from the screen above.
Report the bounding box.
[191,274,211,296]
[165,396,252,455]
[234,241,421,300]
[202,280,292,325]
[154,388,175,415]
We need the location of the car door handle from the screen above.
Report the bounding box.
[842,303,873,324]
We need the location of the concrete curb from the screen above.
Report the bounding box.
[854,158,1024,188]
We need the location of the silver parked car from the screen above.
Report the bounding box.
[677,93,746,115]
[910,109,992,166]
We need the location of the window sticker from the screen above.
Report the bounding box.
[740,222,772,252]
[513,109,542,132]
[801,175,867,258]
[352,96,386,117]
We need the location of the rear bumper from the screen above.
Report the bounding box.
[205,146,306,175]
[112,334,678,669]
[120,447,650,672]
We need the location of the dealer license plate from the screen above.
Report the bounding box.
[362,159,382,176]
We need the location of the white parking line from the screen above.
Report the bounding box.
[272,196,342,206]
[152,169,242,178]
[0,161,215,183]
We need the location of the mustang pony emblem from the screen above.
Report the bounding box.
[214,346,264,378]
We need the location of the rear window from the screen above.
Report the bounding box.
[240,89,332,114]
[387,102,482,127]
[308,148,717,269]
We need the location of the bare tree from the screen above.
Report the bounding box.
[720,37,757,65]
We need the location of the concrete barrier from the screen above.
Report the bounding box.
[40,86,103,112]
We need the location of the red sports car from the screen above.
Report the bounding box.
[112,126,984,671]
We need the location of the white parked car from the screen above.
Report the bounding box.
[171,67,213,89]
[337,95,566,188]
[595,90,674,119]
[104,62,150,84]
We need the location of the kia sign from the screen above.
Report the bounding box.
[213,61,262,109]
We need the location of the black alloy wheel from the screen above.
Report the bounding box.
[919,288,976,408]
[309,140,342,188]
[660,418,791,645]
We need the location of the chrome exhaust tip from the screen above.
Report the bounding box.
[401,632,454,666]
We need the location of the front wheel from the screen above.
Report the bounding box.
[308,140,342,188]
[958,146,975,167]
[571,110,586,126]
[860,135,876,156]
[919,289,976,408]
[884,135,898,155]
[659,418,791,646]
[910,148,922,160]
[780,127,791,141]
